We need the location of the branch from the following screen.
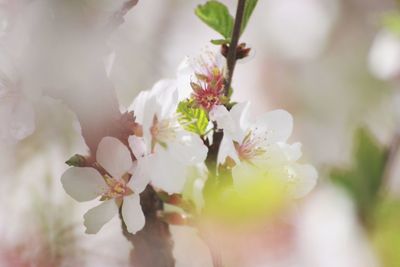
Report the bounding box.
[380,131,400,196]
[224,0,246,95]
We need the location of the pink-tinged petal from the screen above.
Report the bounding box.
[217,135,239,166]
[128,135,147,159]
[61,167,106,202]
[122,194,145,234]
[83,200,118,234]
[254,109,293,144]
[128,158,151,193]
[96,136,132,179]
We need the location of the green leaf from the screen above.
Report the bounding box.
[177,100,209,135]
[330,127,388,222]
[195,0,234,39]
[211,38,230,45]
[65,154,86,167]
[241,0,258,35]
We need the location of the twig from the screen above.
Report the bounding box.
[224,0,246,96]
[380,131,400,195]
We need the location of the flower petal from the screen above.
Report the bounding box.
[217,135,239,166]
[168,131,208,165]
[289,163,318,199]
[83,200,118,234]
[149,150,187,194]
[209,105,234,133]
[96,136,132,179]
[61,167,106,202]
[122,194,145,234]
[128,135,147,159]
[230,101,250,135]
[254,109,293,144]
[128,158,151,193]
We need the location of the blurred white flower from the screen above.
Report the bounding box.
[262,0,338,61]
[129,79,208,194]
[61,136,148,234]
[368,30,400,80]
[210,102,317,198]
[0,69,34,144]
[295,186,379,267]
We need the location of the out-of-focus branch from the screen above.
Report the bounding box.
[380,131,400,195]
[107,0,139,30]
[224,0,246,96]
[47,1,175,266]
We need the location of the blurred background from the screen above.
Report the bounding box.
[1,0,400,266]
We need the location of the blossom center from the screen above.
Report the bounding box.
[235,131,266,162]
[102,176,133,200]
[150,115,178,149]
[191,64,225,111]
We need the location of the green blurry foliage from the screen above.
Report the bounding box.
[381,12,400,36]
[203,171,288,225]
[330,128,388,223]
[371,199,400,267]
[177,99,209,135]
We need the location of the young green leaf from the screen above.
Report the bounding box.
[177,100,209,135]
[195,0,234,39]
[241,0,258,35]
[65,154,86,167]
[330,127,388,223]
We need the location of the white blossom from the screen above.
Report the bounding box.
[129,79,208,194]
[210,102,317,198]
[61,136,148,234]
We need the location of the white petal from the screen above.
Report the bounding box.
[128,158,151,193]
[232,162,266,194]
[96,136,132,178]
[209,105,234,132]
[168,131,208,165]
[83,200,118,234]
[122,194,145,234]
[176,56,193,101]
[254,109,293,144]
[289,163,318,199]
[61,167,106,202]
[149,150,187,194]
[230,101,251,134]
[209,104,246,142]
[129,90,152,124]
[217,135,239,166]
[128,135,147,159]
[150,79,178,119]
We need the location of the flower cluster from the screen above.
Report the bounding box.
[61,49,317,234]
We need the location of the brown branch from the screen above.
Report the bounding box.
[224,0,246,96]
[120,186,175,267]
